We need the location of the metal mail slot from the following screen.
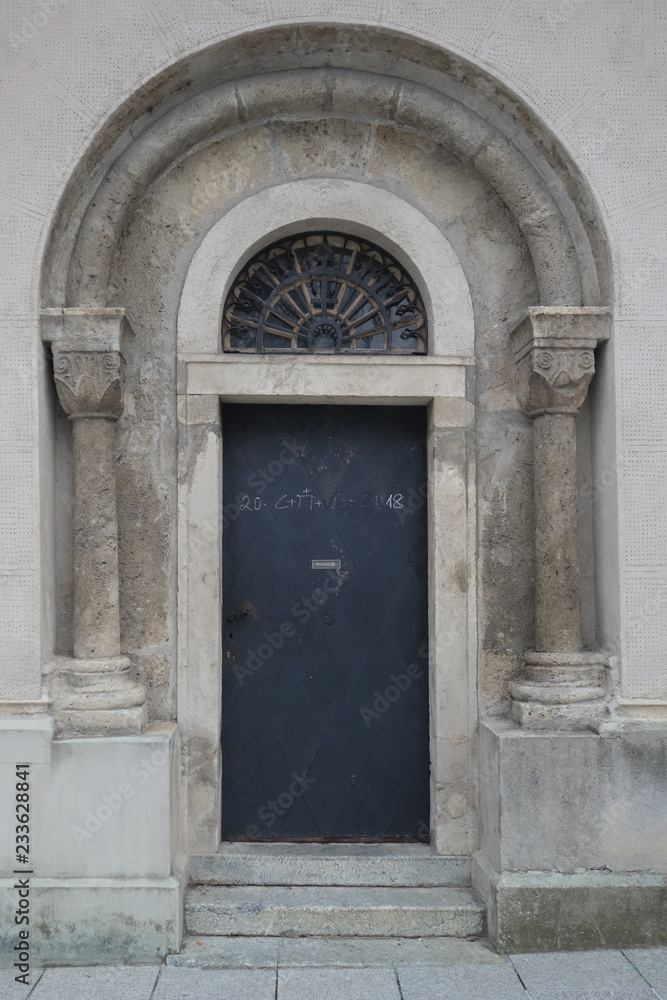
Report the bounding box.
[311,559,341,570]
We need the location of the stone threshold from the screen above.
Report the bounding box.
[168,934,500,968]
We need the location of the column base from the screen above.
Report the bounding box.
[49,656,147,736]
[511,699,608,731]
[55,705,147,736]
[510,651,608,730]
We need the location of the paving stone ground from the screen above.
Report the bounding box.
[1,947,666,1000]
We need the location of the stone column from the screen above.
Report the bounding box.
[510,307,611,730]
[42,308,146,735]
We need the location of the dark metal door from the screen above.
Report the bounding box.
[221,404,429,840]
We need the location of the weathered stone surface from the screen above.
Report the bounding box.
[71,418,122,659]
[44,310,128,660]
[510,651,609,730]
[273,118,374,177]
[53,351,125,421]
[532,412,583,652]
[482,867,667,953]
[0,876,183,967]
[64,70,581,311]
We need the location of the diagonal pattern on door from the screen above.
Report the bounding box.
[221,405,429,840]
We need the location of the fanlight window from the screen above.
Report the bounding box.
[222,232,427,354]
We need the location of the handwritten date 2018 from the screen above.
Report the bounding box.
[236,488,405,512]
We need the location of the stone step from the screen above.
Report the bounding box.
[185,885,484,938]
[169,934,500,968]
[189,843,471,887]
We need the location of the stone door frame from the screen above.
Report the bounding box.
[175,178,477,856]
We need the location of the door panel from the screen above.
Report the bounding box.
[221,404,429,840]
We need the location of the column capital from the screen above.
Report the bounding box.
[511,306,611,418]
[42,307,132,420]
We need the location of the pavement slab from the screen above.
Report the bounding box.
[152,967,277,1000]
[0,969,43,999]
[624,947,667,999]
[27,965,160,1000]
[510,949,656,999]
[397,962,528,999]
[0,946,665,1000]
[277,967,401,1000]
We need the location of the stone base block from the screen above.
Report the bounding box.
[55,704,147,737]
[472,854,667,952]
[0,875,184,967]
[477,719,667,950]
[510,698,608,730]
[479,719,667,875]
[0,723,182,965]
[0,724,178,880]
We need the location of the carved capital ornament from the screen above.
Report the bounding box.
[41,307,131,422]
[515,345,596,417]
[53,349,125,420]
[511,307,611,419]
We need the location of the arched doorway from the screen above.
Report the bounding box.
[38,31,620,956]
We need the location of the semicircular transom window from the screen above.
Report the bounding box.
[222,232,427,354]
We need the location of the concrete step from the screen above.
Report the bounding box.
[185,885,484,938]
[168,934,500,968]
[189,843,471,887]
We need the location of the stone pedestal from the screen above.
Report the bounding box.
[42,309,146,736]
[0,721,183,965]
[510,307,611,730]
[473,719,667,952]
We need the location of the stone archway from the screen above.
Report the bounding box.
[37,33,620,953]
[41,60,611,739]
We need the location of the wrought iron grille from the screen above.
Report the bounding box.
[222,232,427,354]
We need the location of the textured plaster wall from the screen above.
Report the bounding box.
[0,1,665,707]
